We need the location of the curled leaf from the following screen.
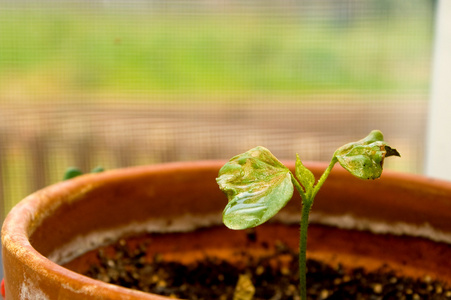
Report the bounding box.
[217,146,294,230]
[334,130,400,180]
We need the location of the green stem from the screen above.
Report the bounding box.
[299,198,312,300]
[291,173,307,203]
[298,157,337,300]
[311,157,337,199]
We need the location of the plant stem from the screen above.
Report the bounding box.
[311,157,337,199]
[291,173,307,202]
[299,198,312,300]
[298,157,337,300]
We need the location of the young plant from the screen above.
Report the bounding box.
[216,130,400,300]
[63,166,104,180]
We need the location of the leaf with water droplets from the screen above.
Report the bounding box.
[217,146,294,230]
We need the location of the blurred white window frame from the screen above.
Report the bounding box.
[425,0,451,180]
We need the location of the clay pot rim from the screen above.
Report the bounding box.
[6,160,449,241]
[2,160,451,299]
[2,162,240,299]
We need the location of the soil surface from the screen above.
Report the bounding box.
[83,237,451,300]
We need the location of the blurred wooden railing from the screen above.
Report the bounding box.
[0,98,427,219]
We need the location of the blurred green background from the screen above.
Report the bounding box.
[0,0,436,217]
[0,1,433,98]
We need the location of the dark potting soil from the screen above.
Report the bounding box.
[83,239,451,300]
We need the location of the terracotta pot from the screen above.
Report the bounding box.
[2,161,451,299]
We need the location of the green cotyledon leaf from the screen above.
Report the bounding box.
[334,130,400,180]
[217,146,294,230]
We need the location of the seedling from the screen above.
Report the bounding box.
[216,130,400,300]
[63,166,104,180]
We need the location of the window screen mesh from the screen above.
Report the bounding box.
[0,1,435,218]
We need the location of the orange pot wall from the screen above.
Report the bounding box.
[2,161,451,299]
